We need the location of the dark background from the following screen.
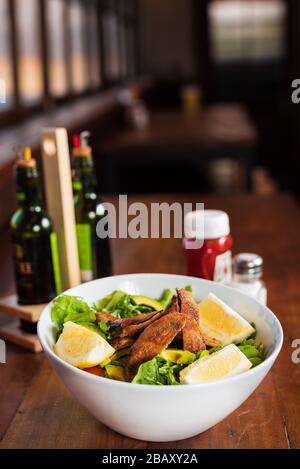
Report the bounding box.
[0,0,300,229]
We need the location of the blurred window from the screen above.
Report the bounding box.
[0,0,138,126]
[69,0,88,93]
[15,0,44,105]
[102,8,121,82]
[126,26,136,78]
[0,0,14,110]
[119,16,128,79]
[209,0,287,62]
[47,0,69,98]
[86,1,102,89]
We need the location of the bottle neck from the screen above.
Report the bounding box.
[73,155,97,197]
[16,166,42,211]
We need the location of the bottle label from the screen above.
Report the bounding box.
[14,244,33,289]
[13,235,57,304]
[76,224,93,282]
[50,232,62,294]
[214,251,232,283]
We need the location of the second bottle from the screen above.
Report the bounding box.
[72,131,112,282]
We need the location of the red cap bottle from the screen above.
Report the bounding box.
[183,210,233,283]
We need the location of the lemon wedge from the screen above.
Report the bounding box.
[54,321,115,369]
[198,293,255,346]
[180,344,252,384]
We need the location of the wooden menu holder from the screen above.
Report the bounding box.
[0,128,81,352]
[41,128,80,291]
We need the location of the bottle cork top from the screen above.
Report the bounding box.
[15,146,36,168]
[73,131,92,157]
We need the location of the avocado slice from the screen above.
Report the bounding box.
[160,349,196,365]
[132,295,162,311]
[105,365,126,381]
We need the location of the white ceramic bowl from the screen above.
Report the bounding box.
[38,274,283,442]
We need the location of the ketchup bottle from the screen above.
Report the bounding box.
[183,210,233,283]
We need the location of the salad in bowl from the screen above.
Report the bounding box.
[52,286,265,385]
[38,274,282,441]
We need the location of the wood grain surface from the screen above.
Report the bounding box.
[102,106,258,153]
[0,193,299,449]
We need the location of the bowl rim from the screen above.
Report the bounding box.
[38,273,284,391]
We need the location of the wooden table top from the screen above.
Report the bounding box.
[102,106,258,154]
[0,193,299,449]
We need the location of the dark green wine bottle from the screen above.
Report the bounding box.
[72,132,112,282]
[11,147,61,305]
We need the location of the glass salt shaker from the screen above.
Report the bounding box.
[231,253,267,305]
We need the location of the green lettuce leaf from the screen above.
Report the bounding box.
[51,295,96,337]
[94,290,153,318]
[97,319,112,340]
[132,356,181,385]
[94,288,192,319]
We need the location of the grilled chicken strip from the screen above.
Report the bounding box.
[177,288,206,353]
[164,294,183,346]
[164,295,179,315]
[96,310,165,339]
[96,310,160,327]
[120,311,165,338]
[110,337,135,350]
[127,313,186,380]
[107,310,160,327]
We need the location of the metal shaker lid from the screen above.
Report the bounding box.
[233,253,263,275]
